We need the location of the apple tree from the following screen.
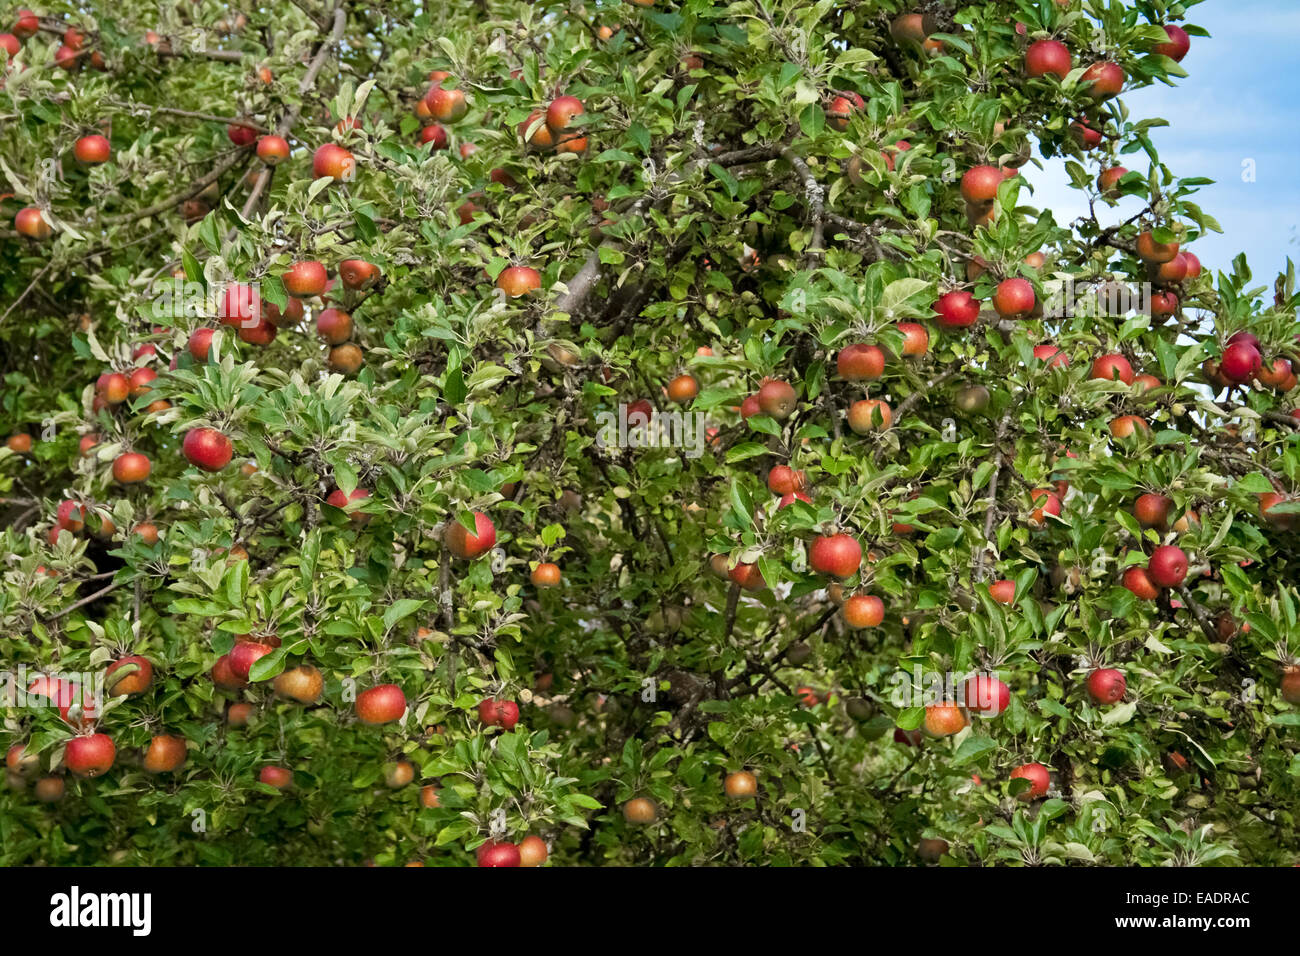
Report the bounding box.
[2,0,1299,866]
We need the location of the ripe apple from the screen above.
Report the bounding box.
[1090,353,1134,385]
[127,367,157,397]
[546,95,584,133]
[418,123,449,149]
[1182,251,1202,278]
[961,675,1010,717]
[623,797,657,824]
[756,380,797,418]
[1134,493,1173,528]
[356,684,406,724]
[312,143,355,181]
[12,9,37,39]
[15,207,52,239]
[1136,231,1178,264]
[427,85,468,123]
[1009,761,1049,800]
[728,561,765,591]
[1153,25,1190,62]
[890,13,926,44]
[1150,291,1178,320]
[842,594,884,628]
[1281,668,1300,705]
[1147,544,1187,588]
[531,562,561,588]
[989,579,1016,604]
[256,135,289,164]
[182,426,233,472]
[211,654,247,690]
[933,290,980,328]
[1081,61,1124,98]
[283,260,328,296]
[767,465,806,496]
[477,840,521,867]
[339,259,379,290]
[478,698,520,730]
[227,701,254,725]
[325,487,370,522]
[960,165,1003,203]
[825,90,864,131]
[1108,415,1148,439]
[1257,358,1295,391]
[724,770,758,799]
[112,452,151,484]
[264,296,304,328]
[34,777,64,803]
[73,134,111,165]
[227,122,257,147]
[837,343,885,381]
[55,499,84,532]
[924,704,966,737]
[992,278,1035,319]
[384,760,415,788]
[1086,668,1126,705]
[666,374,698,403]
[1029,487,1062,524]
[1258,493,1294,530]
[847,398,892,433]
[1025,39,1072,79]
[274,664,324,703]
[420,784,440,808]
[105,656,153,696]
[809,532,862,579]
[328,343,364,375]
[219,282,261,327]
[497,265,541,297]
[517,834,548,867]
[519,110,555,148]
[1097,166,1127,198]
[142,734,187,773]
[188,327,216,361]
[1071,121,1102,149]
[898,322,929,356]
[1033,344,1068,368]
[316,308,353,345]
[228,640,275,681]
[259,766,292,789]
[6,433,33,453]
[1219,340,1261,383]
[65,733,116,778]
[1155,253,1188,282]
[445,512,496,558]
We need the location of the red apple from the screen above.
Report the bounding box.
[933,290,980,328]
[73,134,111,165]
[1153,25,1190,62]
[836,344,885,381]
[356,684,406,724]
[476,840,521,867]
[182,427,233,472]
[809,532,862,579]
[992,278,1035,319]
[1025,39,1071,79]
[1147,544,1188,589]
[1086,668,1126,705]
[1089,353,1134,385]
[65,733,115,778]
[445,512,496,558]
[283,260,328,296]
[1009,761,1049,799]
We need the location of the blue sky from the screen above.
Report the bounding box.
[1034,0,1300,283]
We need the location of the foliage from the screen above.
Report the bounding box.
[1,0,1298,866]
